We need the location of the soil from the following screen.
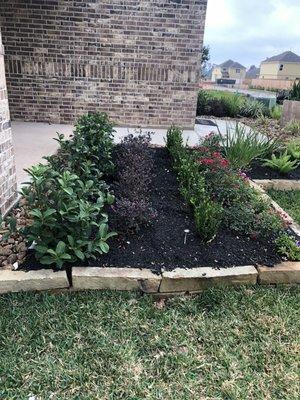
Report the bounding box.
[247,160,300,180]
[21,147,284,273]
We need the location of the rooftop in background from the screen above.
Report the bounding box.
[219,59,246,69]
[246,65,260,79]
[262,51,300,64]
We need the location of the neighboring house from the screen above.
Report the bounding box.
[259,51,300,80]
[211,60,246,84]
[245,65,260,80]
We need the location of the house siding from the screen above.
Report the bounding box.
[0,31,17,216]
[1,0,207,128]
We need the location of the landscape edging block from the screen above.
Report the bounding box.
[257,262,300,284]
[253,179,300,191]
[0,269,69,294]
[159,266,258,293]
[72,267,161,293]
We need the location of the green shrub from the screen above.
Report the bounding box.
[46,112,115,183]
[289,81,300,101]
[22,112,116,269]
[284,120,300,136]
[223,201,282,238]
[196,90,270,119]
[263,152,299,174]
[194,200,223,242]
[239,97,269,118]
[167,126,220,242]
[269,105,282,120]
[21,166,116,269]
[220,123,278,170]
[287,140,300,159]
[276,234,300,261]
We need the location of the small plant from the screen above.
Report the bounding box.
[220,123,277,170]
[263,152,299,174]
[276,234,300,261]
[194,200,223,242]
[289,81,300,101]
[287,140,300,159]
[239,98,269,119]
[114,132,157,231]
[269,105,282,120]
[285,120,300,136]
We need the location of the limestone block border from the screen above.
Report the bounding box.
[71,267,161,293]
[0,261,300,295]
[253,179,300,191]
[0,269,69,294]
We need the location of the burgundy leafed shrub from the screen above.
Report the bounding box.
[114,133,157,230]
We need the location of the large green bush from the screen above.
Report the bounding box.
[22,112,116,269]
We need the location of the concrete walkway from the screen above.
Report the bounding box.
[11,119,250,188]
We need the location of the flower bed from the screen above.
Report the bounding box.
[1,113,299,278]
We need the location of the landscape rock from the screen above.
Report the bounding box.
[0,269,69,294]
[72,267,161,293]
[160,266,258,293]
[258,262,300,284]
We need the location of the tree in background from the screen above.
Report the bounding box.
[201,45,211,78]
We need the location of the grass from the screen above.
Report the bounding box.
[0,287,299,399]
[268,189,300,224]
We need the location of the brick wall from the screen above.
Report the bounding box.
[1,0,207,128]
[0,31,17,216]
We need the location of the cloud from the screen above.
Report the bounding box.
[204,0,300,67]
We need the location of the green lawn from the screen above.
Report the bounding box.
[0,287,299,399]
[268,189,300,225]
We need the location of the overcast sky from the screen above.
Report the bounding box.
[204,0,300,69]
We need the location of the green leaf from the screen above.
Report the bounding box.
[56,241,66,255]
[99,241,109,253]
[105,231,118,240]
[29,209,43,219]
[62,187,74,196]
[74,249,85,261]
[99,223,108,239]
[67,235,75,247]
[106,193,115,205]
[35,245,48,255]
[44,209,56,218]
[40,256,55,265]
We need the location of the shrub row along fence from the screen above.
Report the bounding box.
[196,90,281,120]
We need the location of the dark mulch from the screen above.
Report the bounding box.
[91,147,282,272]
[247,160,300,180]
[22,148,283,273]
